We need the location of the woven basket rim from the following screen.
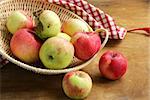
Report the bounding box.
[0,29,109,75]
[0,0,109,75]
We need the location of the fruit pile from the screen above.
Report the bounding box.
[6,10,128,99]
[7,10,102,70]
[62,50,128,99]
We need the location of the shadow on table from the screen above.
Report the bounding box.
[0,63,69,100]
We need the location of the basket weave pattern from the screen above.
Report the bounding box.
[0,0,109,74]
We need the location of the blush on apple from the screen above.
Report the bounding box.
[61,19,90,37]
[39,36,74,69]
[62,71,92,99]
[6,10,34,34]
[99,50,128,80]
[10,28,42,63]
[71,31,101,61]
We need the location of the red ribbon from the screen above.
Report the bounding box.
[128,27,150,36]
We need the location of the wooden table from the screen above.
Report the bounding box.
[1,0,150,100]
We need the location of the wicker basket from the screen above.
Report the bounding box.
[0,0,109,75]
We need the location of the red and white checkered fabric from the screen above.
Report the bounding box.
[48,0,127,39]
[0,0,127,66]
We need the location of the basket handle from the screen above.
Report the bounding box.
[95,28,109,50]
[62,28,110,74]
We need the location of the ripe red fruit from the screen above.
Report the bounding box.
[99,50,128,80]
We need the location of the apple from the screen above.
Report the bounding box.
[56,32,71,41]
[71,31,101,61]
[62,71,92,99]
[10,28,42,63]
[35,10,61,40]
[6,10,34,34]
[39,37,74,69]
[99,50,128,80]
[61,19,90,37]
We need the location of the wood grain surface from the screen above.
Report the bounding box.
[0,0,150,100]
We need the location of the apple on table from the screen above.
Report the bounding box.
[62,71,92,99]
[99,50,128,80]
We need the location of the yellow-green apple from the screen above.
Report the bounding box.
[71,32,101,61]
[35,10,61,40]
[10,28,42,63]
[61,19,90,37]
[99,50,128,80]
[56,32,71,41]
[39,37,74,69]
[6,11,34,34]
[62,71,92,99]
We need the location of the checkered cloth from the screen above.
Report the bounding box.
[48,0,127,39]
[0,0,127,66]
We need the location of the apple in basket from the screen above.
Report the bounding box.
[61,19,90,37]
[10,28,42,63]
[62,71,92,99]
[6,10,34,34]
[71,29,105,61]
[56,32,71,41]
[39,36,74,70]
[99,50,128,80]
[35,10,61,40]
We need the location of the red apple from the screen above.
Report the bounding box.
[10,28,42,63]
[71,32,101,61]
[62,71,92,99]
[99,50,128,80]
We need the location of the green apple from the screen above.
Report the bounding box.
[56,32,71,41]
[35,10,61,40]
[62,71,92,99]
[61,19,90,37]
[6,10,34,34]
[39,37,74,69]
